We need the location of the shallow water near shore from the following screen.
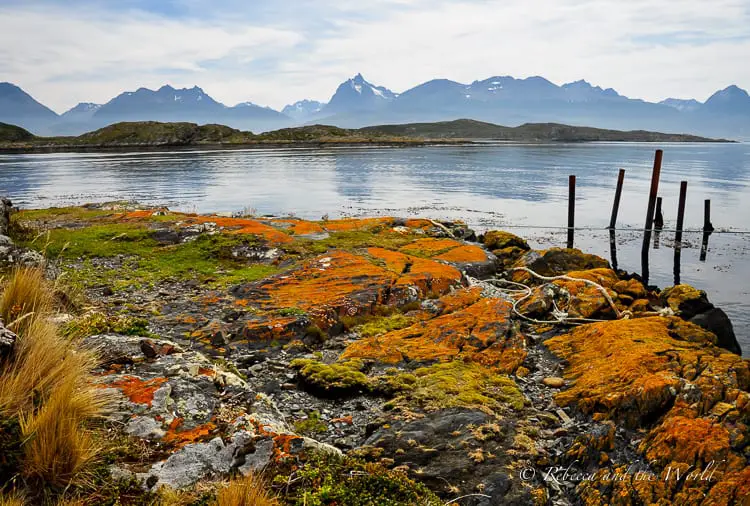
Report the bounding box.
[1,141,748,355]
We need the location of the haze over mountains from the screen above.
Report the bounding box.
[2,74,749,140]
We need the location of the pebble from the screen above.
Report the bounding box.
[543,377,566,388]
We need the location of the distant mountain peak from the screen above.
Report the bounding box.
[660,98,702,112]
[324,74,397,113]
[282,99,326,120]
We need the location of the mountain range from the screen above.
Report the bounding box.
[2,74,749,140]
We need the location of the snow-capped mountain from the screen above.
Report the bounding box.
[659,98,702,112]
[282,100,326,121]
[323,74,397,114]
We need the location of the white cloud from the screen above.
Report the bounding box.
[1,0,748,112]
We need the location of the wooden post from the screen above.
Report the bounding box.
[609,228,619,271]
[641,149,663,285]
[703,199,714,232]
[673,181,687,285]
[609,169,625,229]
[567,175,576,248]
[700,198,713,261]
[654,197,664,229]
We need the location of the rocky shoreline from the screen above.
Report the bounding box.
[1,200,747,505]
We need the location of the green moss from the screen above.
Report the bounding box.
[283,452,442,506]
[358,314,416,338]
[290,359,371,395]
[284,230,416,257]
[277,307,307,317]
[388,361,526,413]
[294,411,328,436]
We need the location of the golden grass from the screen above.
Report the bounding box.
[0,267,110,489]
[0,266,54,334]
[215,473,278,506]
[0,492,26,506]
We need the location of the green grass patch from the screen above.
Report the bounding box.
[293,411,328,436]
[21,223,280,288]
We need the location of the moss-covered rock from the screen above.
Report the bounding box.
[483,230,530,251]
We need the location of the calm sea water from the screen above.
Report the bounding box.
[1,142,748,355]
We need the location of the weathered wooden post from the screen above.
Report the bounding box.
[609,169,625,229]
[654,196,664,248]
[700,199,713,261]
[703,199,714,232]
[673,181,687,285]
[567,175,576,249]
[609,228,618,271]
[641,150,663,285]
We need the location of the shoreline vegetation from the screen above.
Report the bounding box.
[0,119,731,152]
[0,201,747,505]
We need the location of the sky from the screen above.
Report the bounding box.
[1,0,749,113]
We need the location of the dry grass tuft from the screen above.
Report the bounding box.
[0,492,26,506]
[0,266,54,334]
[215,473,278,506]
[0,267,110,490]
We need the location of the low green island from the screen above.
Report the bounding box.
[0,119,729,151]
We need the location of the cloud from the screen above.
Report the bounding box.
[1,0,748,112]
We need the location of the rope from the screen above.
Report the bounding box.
[470,267,630,326]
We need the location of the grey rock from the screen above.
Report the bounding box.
[0,322,18,363]
[125,416,166,440]
[143,437,235,489]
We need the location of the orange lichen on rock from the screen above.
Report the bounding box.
[109,376,168,407]
[432,286,484,315]
[236,251,394,319]
[321,217,394,232]
[545,317,746,422]
[180,215,294,244]
[240,316,308,342]
[367,247,464,299]
[269,218,325,236]
[399,238,490,264]
[552,316,750,505]
[642,415,742,469]
[403,218,436,231]
[342,297,525,372]
[163,421,218,448]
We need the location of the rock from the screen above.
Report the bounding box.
[543,377,565,388]
[0,235,13,247]
[125,416,166,440]
[515,248,609,279]
[140,339,159,359]
[142,435,244,489]
[0,197,12,236]
[0,322,18,364]
[484,230,530,251]
[660,284,713,318]
[689,307,742,355]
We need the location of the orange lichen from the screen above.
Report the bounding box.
[545,317,738,422]
[549,316,750,504]
[179,215,293,244]
[399,238,489,263]
[433,286,484,315]
[434,245,490,263]
[342,297,525,372]
[269,218,325,236]
[240,316,306,342]
[400,238,466,256]
[321,217,394,232]
[163,421,218,447]
[109,376,168,407]
[403,218,435,231]
[367,247,464,299]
